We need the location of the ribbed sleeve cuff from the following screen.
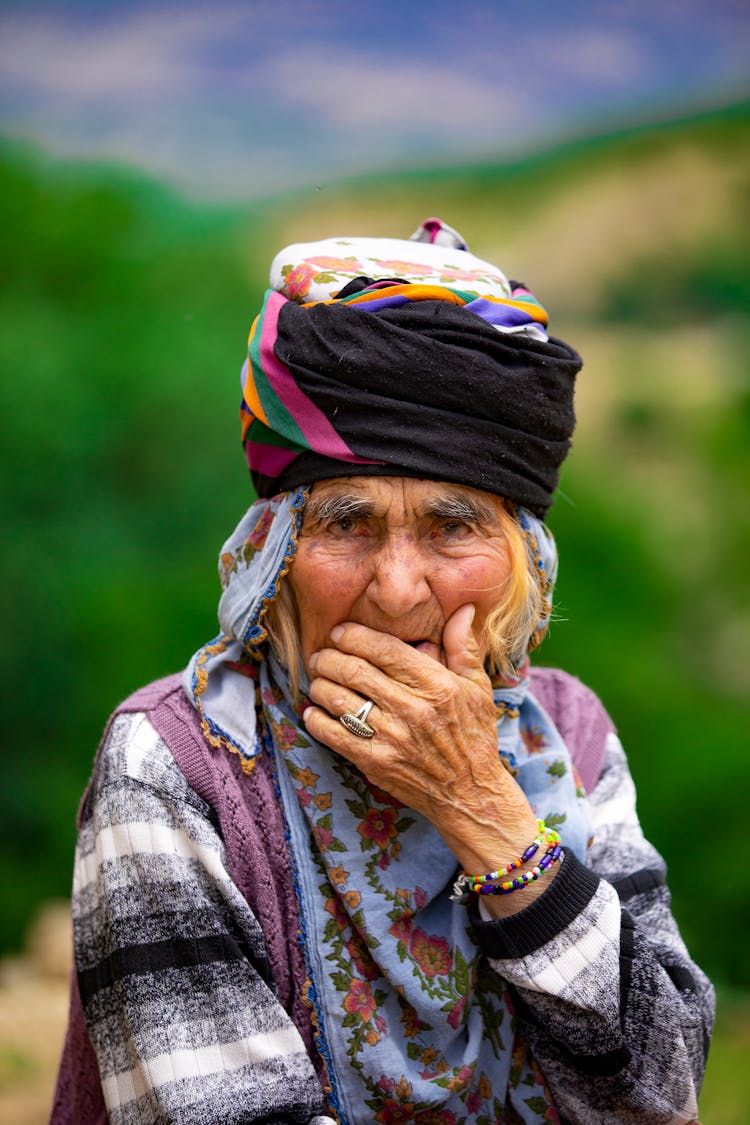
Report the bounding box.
[469,852,601,959]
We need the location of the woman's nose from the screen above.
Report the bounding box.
[365,538,432,617]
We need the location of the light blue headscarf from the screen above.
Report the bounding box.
[185,492,592,1124]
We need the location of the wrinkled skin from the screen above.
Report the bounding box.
[294,476,557,916]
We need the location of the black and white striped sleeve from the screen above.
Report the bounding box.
[72,711,333,1125]
[471,732,714,1124]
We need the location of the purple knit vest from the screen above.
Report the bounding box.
[51,667,613,1123]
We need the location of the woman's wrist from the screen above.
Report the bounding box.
[472,861,561,918]
[439,812,562,918]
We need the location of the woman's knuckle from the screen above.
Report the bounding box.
[437,684,458,709]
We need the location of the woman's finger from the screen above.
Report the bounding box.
[310,645,441,712]
[302,700,454,799]
[442,604,489,686]
[307,677,396,739]
[302,702,365,760]
[326,623,453,689]
[301,701,392,775]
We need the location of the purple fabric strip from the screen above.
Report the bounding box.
[245,441,299,477]
[338,289,546,334]
[464,297,546,330]
[340,292,413,313]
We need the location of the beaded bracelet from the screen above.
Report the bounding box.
[470,820,560,884]
[452,820,560,891]
[450,820,562,902]
[475,843,562,895]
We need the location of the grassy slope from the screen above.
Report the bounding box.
[1,105,748,1002]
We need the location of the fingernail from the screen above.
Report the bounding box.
[308,652,318,671]
[302,706,314,725]
[330,625,344,642]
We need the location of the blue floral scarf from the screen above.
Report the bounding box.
[186,492,592,1124]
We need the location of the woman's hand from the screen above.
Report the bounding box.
[302,604,556,915]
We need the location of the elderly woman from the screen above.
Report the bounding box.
[54,220,713,1125]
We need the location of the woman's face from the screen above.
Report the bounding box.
[289,476,512,672]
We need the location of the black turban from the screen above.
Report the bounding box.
[242,284,581,518]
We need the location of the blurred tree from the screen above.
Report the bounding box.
[1,103,748,986]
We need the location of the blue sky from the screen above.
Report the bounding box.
[0,0,747,199]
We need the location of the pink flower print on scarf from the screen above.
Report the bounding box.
[284,263,315,300]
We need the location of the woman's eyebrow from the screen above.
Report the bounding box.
[305,494,373,522]
[424,493,496,524]
[306,490,497,525]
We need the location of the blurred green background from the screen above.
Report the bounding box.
[1,100,749,1119]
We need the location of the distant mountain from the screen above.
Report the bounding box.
[260,99,749,324]
[3,98,747,328]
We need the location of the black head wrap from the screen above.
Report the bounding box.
[243,283,581,517]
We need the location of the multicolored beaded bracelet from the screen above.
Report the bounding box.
[475,843,562,895]
[450,820,562,901]
[470,820,560,885]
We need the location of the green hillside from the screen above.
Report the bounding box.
[1,103,748,1000]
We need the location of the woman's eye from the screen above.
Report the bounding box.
[328,516,363,536]
[436,520,472,539]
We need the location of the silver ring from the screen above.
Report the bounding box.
[339,700,375,739]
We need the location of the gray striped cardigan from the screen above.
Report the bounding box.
[52,668,713,1124]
